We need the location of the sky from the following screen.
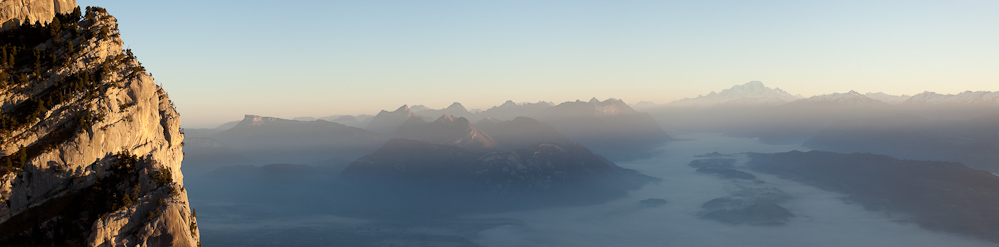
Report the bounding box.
[77,0,999,128]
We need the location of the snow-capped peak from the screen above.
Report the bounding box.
[788,91,887,106]
[668,81,802,107]
[904,91,999,106]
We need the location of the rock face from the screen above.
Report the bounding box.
[0,6,199,247]
[0,0,76,29]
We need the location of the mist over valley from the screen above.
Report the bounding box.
[180,82,999,246]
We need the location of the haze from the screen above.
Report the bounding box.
[78,0,998,127]
[42,1,999,247]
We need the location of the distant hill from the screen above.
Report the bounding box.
[336,139,656,217]
[539,98,671,159]
[183,120,240,138]
[212,115,386,164]
[317,115,374,128]
[393,115,497,151]
[748,151,999,243]
[803,114,999,172]
[475,117,570,151]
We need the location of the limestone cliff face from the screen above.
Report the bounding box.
[0,0,76,29]
[0,5,199,247]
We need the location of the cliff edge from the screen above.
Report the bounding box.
[1,0,76,29]
[0,5,199,247]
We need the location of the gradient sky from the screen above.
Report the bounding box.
[78,0,999,127]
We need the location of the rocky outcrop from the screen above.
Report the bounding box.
[0,0,76,29]
[0,6,199,247]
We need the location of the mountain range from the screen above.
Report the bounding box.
[335,138,656,217]
[393,115,498,151]
[804,114,999,172]
[182,115,387,175]
[639,81,998,144]
[191,97,671,164]
[646,81,996,108]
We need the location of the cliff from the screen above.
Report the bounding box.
[0,5,199,247]
[0,0,76,29]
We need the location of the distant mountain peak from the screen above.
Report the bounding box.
[395,104,410,112]
[669,81,801,107]
[240,114,285,127]
[904,91,999,106]
[410,102,474,120]
[395,114,496,150]
[549,98,638,117]
[367,104,421,132]
[788,91,888,106]
[244,114,262,121]
[446,102,467,111]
